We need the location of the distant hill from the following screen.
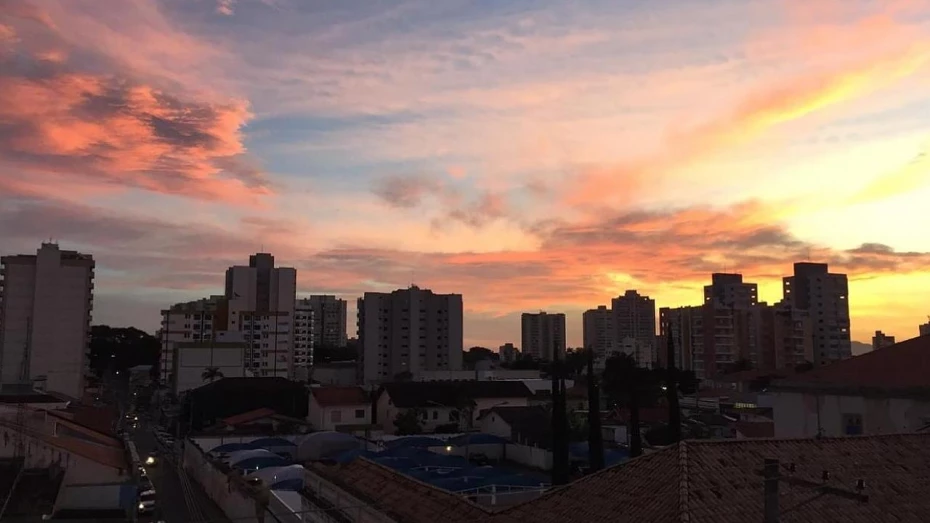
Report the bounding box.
[851,341,872,356]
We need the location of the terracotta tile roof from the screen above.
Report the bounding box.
[313,458,491,523]
[775,335,930,393]
[501,433,930,522]
[311,386,368,407]
[222,407,276,426]
[734,421,775,438]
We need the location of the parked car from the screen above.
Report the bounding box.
[138,488,156,515]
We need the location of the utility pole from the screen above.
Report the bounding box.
[759,458,868,522]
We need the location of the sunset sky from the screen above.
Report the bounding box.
[1,0,929,349]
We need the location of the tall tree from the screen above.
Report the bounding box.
[603,354,651,458]
[586,348,604,472]
[550,351,570,484]
[665,333,682,444]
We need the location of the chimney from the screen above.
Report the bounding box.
[764,458,779,523]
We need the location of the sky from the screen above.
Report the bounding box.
[1,0,929,350]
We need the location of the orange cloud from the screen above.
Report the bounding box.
[567,3,930,210]
[0,4,269,205]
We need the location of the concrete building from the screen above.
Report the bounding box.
[658,305,699,370]
[520,312,566,361]
[0,243,95,399]
[159,295,229,386]
[582,305,614,363]
[296,295,347,349]
[919,321,929,337]
[293,305,314,372]
[782,262,851,365]
[617,337,655,368]
[872,330,896,351]
[766,335,930,439]
[172,339,247,395]
[611,291,655,362]
[357,286,463,386]
[703,273,758,309]
[225,253,297,378]
[752,301,813,371]
[498,343,518,364]
[308,386,370,432]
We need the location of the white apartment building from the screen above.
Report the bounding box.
[0,243,94,399]
[357,285,463,386]
[582,305,614,364]
[172,339,247,395]
[293,306,314,370]
[159,295,227,386]
[225,253,297,378]
[521,312,566,361]
[782,262,851,365]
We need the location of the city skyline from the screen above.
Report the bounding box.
[2,0,930,349]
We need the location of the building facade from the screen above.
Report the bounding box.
[159,295,229,385]
[498,343,519,364]
[225,253,297,378]
[520,312,566,361]
[582,306,614,363]
[658,305,699,371]
[0,243,95,399]
[782,262,851,365]
[919,321,929,337]
[295,295,348,366]
[752,301,813,371]
[872,330,896,351]
[611,291,655,362]
[171,340,247,395]
[357,286,463,386]
[703,273,758,309]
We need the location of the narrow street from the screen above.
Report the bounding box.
[134,426,231,523]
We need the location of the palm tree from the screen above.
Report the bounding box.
[201,366,224,383]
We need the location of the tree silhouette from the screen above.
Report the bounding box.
[586,348,604,472]
[394,409,424,435]
[602,353,660,457]
[665,333,682,444]
[201,367,224,382]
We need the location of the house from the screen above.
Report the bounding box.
[310,432,930,522]
[765,335,930,438]
[204,407,312,435]
[480,406,551,448]
[309,386,371,432]
[182,377,309,430]
[376,381,533,434]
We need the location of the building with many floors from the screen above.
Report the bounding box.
[611,290,655,360]
[0,243,95,399]
[920,321,929,337]
[225,253,297,378]
[498,342,519,363]
[703,273,758,309]
[782,262,851,365]
[872,330,895,351]
[296,295,347,349]
[520,312,566,361]
[357,285,463,386]
[159,295,228,385]
[582,305,613,363]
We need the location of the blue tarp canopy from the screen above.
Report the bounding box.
[234,456,290,472]
[447,433,508,446]
[251,437,297,448]
[210,442,259,454]
[248,464,305,490]
[228,449,278,465]
[385,436,445,449]
[295,431,363,461]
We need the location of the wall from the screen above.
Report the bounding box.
[0,422,125,485]
[174,346,246,394]
[504,444,552,470]
[303,467,395,523]
[770,390,930,438]
[311,366,358,386]
[183,439,265,523]
[308,397,370,432]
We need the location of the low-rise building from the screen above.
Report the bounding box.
[172,341,247,395]
[308,386,371,432]
[375,381,533,434]
[872,330,895,350]
[766,335,930,438]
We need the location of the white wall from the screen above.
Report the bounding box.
[0,422,126,485]
[174,345,246,394]
[770,390,930,438]
[308,396,370,432]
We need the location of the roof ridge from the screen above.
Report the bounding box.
[678,441,690,523]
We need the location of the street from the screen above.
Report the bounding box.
[135,425,231,523]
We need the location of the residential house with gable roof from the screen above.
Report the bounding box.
[308,386,371,432]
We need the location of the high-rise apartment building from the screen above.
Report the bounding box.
[498,343,519,363]
[782,262,851,365]
[0,243,95,399]
[704,273,758,309]
[159,295,229,385]
[225,253,297,378]
[872,330,896,351]
[295,295,348,358]
[658,306,699,370]
[582,306,614,362]
[521,312,566,361]
[752,302,813,371]
[611,290,656,364]
[357,286,463,386]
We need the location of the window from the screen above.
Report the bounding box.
[330,410,342,423]
[355,409,365,419]
[842,413,863,435]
